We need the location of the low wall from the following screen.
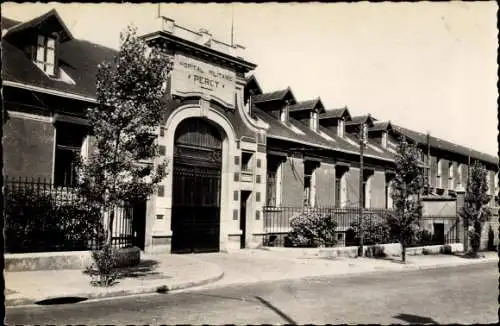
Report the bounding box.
[5,247,141,272]
[264,242,464,259]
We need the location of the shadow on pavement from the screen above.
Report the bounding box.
[393,313,438,324]
[35,297,88,305]
[115,259,161,279]
[255,296,297,325]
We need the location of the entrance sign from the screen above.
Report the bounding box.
[171,54,236,108]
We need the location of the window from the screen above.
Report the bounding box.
[36,35,56,76]
[381,131,388,148]
[457,164,463,186]
[448,162,454,189]
[304,162,318,207]
[362,123,368,142]
[280,106,289,123]
[241,151,253,171]
[337,119,344,137]
[54,123,87,187]
[266,157,282,207]
[363,176,372,209]
[310,111,319,131]
[437,159,444,188]
[335,166,348,208]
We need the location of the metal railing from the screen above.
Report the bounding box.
[4,177,138,253]
[262,205,461,248]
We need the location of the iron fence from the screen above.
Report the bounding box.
[4,177,138,253]
[262,205,461,248]
[262,206,393,247]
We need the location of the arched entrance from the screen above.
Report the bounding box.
[171,117,223,253]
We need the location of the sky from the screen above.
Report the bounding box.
[2,2,498,156]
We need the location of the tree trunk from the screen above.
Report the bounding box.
[106,207,115,245]
[401,239,406,263]
[470,221,482,254]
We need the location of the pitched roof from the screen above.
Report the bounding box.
[254,105,395,162]
[288,98,325,113]
[1,17,21,29]
[319,107,351,121]
[2,13,118,100]
[369,121,392,132]
[252,87,296,104]
[392,124,498,165]
[245,74,263,95]
[4,9,73,42]
[346,114,373,126]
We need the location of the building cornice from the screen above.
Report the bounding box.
[3,80,97,103]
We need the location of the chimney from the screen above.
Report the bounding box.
[199,28,212,47]
[160,16,175,33]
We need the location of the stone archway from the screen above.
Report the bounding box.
[154,102,239,254]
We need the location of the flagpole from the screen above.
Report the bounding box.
[230,4,234,46]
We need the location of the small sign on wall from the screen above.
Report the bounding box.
[171,53,236,108]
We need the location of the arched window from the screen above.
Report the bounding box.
[448,162,454,189]
[437,159,444,188]
[457,164,463,187]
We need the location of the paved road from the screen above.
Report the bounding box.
[6,262,497,325]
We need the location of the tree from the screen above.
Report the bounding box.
[388,137,425,263]
[463,162,490,257]
[77,25,172,245]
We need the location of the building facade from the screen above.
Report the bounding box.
[3,10,499,254]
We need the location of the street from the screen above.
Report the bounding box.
[6,262,497,325]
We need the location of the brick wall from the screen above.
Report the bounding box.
[345,167,360,208]
[4,116,54,179]
[281,156,304,207]
[315,162,335,207]
[370,171,386,209]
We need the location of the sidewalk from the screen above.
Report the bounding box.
[183,249,498,291]
[5,250,497,307]
[5,253,224,307]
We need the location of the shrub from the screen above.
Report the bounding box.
[86,244,118,287]
[422,248,430,255]
[5,188,103,253]
[413,229,437,246]
[349,213,393,245]
[287,210,338,248]
[365,245,386,258]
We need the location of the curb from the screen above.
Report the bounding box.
[5,263,224,307]
[174,256,497,294]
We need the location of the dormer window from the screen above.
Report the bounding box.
[310,111,319,131]
[337,119,345,137]
[362,123,368,141]
[280,105,289,124]
[381,131,388,148]
[36,35,56,76]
